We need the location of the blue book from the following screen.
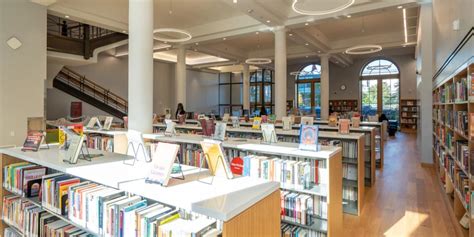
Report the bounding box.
[298,125,319,151]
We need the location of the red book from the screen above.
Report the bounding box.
[21,131,44,152]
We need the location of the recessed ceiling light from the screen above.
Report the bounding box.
[305,43,309,46]
[289,33,293,36]
[223,37,227,40]
[397,5,403,9]
[233,0,237,3]
[305,56,309,58]
[266,20,271,23]
[346,15,351,18]
[122,30,126,33]
[305,22,309,26]
[402,45,406,47]
[318,50,321,53]
[256,31,259,35]
[65,15,70,18]
[195,42,199,45]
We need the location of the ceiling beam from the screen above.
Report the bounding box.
[219,0,286,26]
[191,60,239,69]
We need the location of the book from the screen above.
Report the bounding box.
[261,123,277,143]
[200,118,215,136]
[252,117,262,130]
[222,113,230,122]
[21,131,44,152]
[146,142,180,186]
[164,119,176,135]
[200,139,234,179]
[298,125,319,151]
[282,116,292,130]
[22,166,47,197]
[328,115,337,127]
[338,119,350,134]
[300,116,313,126]
[213,122,227,141]
[231,116,240,128]
[103,117,113,130]
[351,117,360,128]
[85,117,101,129]
[65,134,85,164]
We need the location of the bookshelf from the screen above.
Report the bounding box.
[83,129,128,154]
[144,134,343,236]
[0,146,281,237]
[329,100,358,112]
[400,99,419,132]
[432,60,473,237]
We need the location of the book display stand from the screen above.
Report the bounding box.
[197,153,226,185]
[124,141,150,165]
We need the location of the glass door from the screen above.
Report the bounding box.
[314,82,321,118]
[297,83,312,114]
[382,79,400,121]
[361,80,378,116]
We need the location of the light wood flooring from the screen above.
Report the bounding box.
[343,132,462,237]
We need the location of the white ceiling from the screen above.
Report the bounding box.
[43,0,422,71]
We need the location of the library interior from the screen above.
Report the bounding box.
[0,0,473,236]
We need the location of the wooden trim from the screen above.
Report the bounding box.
[328,151,343,237]
[357,136,365,215]
[222,190,280,237]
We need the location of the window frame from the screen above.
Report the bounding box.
[295,64,322,116]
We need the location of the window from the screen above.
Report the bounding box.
[360,59,400,121]
[250,69,274,115]
[218,72,243,116]
[295,64,322,118]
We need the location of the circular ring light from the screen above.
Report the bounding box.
[292,0,355,16]
[153,28,192,42]
[345,45,382,55]
[245,58,272,65]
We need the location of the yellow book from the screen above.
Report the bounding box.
[252,117,262,130]
[200,140,233,179]
[158,213,180,237]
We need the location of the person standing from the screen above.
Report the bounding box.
[175,103,186,119]
[61,20,68,36]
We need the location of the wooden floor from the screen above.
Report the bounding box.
[343,132,461,237]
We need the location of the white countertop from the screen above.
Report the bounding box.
[0,146,279,221]
[144,133,342,160]
[152,123,365,140]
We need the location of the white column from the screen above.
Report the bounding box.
[320,54,329,120]
[176,46,187,108]
[128,0,153,133]
[418,3,433,164]
[242,64,250,111]
[274,26,287,119]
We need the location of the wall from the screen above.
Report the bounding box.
[46,54,220,120]
[432,0,473,82]
[0,0,46,146]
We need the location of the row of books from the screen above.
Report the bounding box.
[3,162,46,197]
[2,195,94,237]
[453,170,470,209]
[401,112,418,118]
[342,186,358,202]
[454,140,469,171]
[400,118,416,124]
[454,77,468,102]
[280,191,328,224]
[85,135,114,153]
[281,223,327,237]
[241,155,327,190]
[401,107,417,112]
[342,164,357,181]
[453,111,468,136]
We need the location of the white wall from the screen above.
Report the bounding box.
[0,0,46,146]
[46,54,220,120]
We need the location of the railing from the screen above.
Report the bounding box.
[55,67,128,115]
[47,15,116,40]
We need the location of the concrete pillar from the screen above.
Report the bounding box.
[176,46,187,108]
[320,54,329,120]
[128,0,154,133]
[274,26,287,118]
[242,64,250,111]
[417,3,433,164]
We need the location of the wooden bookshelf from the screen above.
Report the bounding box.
[0,147,281,236]
[152,124,366,216]
[329,100,358,113]
[432,60,473,237]
[145,134,343,236]
[400,99,419,132]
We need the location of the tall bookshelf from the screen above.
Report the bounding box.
[329,100,358,113]
[400,99,419,132]
[432,61,473,237]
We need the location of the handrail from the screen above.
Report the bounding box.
[56,67,128,114]
[47,14,116,40]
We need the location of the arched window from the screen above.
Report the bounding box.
[360,59,400,121]
[295,64,321,117]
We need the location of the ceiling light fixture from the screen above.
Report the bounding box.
[305,43,309,46]
[289,33,293,36]
[65,15,70,18]
[256,31,260,35]
[346,15,351,18]
[292,0,355,16]
[233,0,237,3]
[305,22,309,26]
[245,58,272,65]
[266,20,271,23]
[195,42,199,45]
[223,37,227,40]
[122,30,127,33]
[345,44,382,54]
[305,56,309,58]
[397,5,403,9]
[318,50,321,53]
[403,8,408,43]
[153,28,192,42]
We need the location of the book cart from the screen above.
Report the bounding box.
[0,146,282,237]
[144,133,343,236]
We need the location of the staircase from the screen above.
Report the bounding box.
[47,15,128,59]
[53,67,128,118]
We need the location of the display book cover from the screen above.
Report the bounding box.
[298,125,319,151]
[252,117,262,129]
[261,123,277,143]
[145,142,180,186]
[282,116,292,130]
[21,131,45,152]
[200,139,234,179]
[338,119,350,134]
[213,122,227,141]
[65,131,86,164]
[231,116,240,128]
[328,115,338,127]
[200,118,215,136]
[22,166,47,198]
